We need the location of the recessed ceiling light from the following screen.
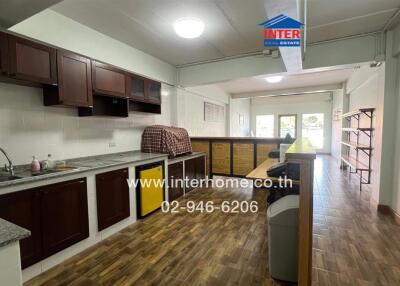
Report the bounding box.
[265,76,283,83]
[174,17,205,39]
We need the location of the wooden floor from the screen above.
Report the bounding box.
[25,155,400,286]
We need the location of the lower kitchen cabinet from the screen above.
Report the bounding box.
[0,189,42,269]
[185,156,206,193]
[40,179,89,258]
[0,178,89,269]
[96,168,130,231]
[168,162,184,201]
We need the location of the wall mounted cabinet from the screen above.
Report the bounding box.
[0,178,89,269]
[92,61,127,98]
[44,50,93,107]
[96,168,130,231]
[0,32,9,75]
[0,31,162,116]
[7,34,57,85]
[127,73,162,114]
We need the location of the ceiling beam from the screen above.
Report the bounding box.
[178,33,377,87]
[231,83,342,99]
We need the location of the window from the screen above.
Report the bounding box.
[256,115,274,137]
[279,115,297,138]
[302,113,324,149]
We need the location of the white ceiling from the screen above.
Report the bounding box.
[50,0,400,66]
[216,67,355,95]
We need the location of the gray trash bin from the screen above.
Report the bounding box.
[267,195,299,282]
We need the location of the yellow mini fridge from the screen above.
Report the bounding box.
[136,162,164,218]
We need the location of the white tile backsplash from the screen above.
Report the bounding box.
[0,82,173,165]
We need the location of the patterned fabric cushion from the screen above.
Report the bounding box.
[141,125,192,157]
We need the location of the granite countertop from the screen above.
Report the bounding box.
[0,218,30,248]
[0,151,168,189]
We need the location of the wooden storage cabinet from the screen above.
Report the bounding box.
[0,178,89,269]
[185,156,206,193]
[127,74,147,101]
[7,34,57,85]
[168,162,184,201]
[0,32,8,75]
[92,61,127,98]
[147,80,161,104]
[96,168,130,231]
[44,50,93,107]
[40,179,89,258]
[0,189,42,269]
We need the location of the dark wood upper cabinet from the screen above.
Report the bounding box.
[147,80,161,104]
[127,74,146,101]
[168,162,184,201]
[44,50,93,107]
[7,35,57,85]
[0,32,9,75]
[0,189,42,269]
[92,61,127,98]
[96,168,130,231]
[40,178,89,258]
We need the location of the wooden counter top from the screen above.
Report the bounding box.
[285,138,316,160]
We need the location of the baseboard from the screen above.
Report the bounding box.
[378,204,400,224]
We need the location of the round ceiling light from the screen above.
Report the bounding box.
[174,17,205,39]
[265,76,283,83]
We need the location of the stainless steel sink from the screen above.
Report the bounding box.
[69,159,123,168]
[0,174,23,182]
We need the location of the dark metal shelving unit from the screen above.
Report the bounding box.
[340,108,374,191]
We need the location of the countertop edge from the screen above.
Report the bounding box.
[0,218,31,248]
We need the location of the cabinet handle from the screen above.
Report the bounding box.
[79,180,85,184]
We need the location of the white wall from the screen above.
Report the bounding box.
[229,98,250,137]
[330,89,344,161]
[344,65,385,204]
[176,85,229,137]
[0,82,173,165]
[250,93,332,153]
[9,10,176,84]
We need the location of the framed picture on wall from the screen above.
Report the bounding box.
[204,101,224,122]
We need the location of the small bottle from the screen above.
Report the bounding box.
[31,156,41,173]
[47,154,55,169]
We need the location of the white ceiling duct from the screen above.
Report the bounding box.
[263,0,305,72]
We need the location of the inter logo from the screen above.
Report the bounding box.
[259,14,304,47]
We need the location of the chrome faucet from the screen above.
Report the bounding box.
[0,147,14,176]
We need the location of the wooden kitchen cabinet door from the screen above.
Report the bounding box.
[0,32,9,75]
[0,189,42,269]
[40,178,89,258]
[92,61,127,98]
[127,74,147,101]
[96,168,130,231]
[44,50,93,107]
[8,34,57,84]
[195,156,206,181]
[147,80,161,104]
[185,158,196,193]
[168,162,184,201]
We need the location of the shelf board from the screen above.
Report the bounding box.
[342,127,374,132]
[341,155,370,171]
[341,141,372,150]
[341,108,375,119]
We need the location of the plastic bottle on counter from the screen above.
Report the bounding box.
[31,156,41,173]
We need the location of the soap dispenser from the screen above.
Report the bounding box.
[31,156,40,173]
